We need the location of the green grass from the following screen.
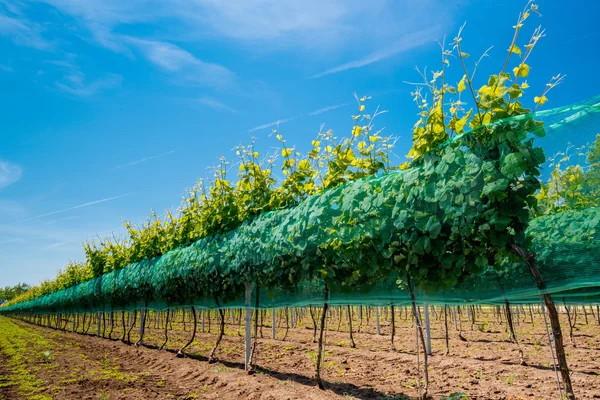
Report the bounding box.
[0,316,53,400]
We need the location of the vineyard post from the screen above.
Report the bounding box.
[376,306,381,335]
[201,309,205,333]
[424,303,432,356]
[244,281,252,371]
[96,312,101,337]
[467,306,471,327]
[444,305,449,356]
[452,307,457,330]
[272,309,276,339]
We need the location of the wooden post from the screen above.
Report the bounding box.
[244,282,252,371]
[453,306,457,330]
[375,306,381,335]
[424,303,432,356]
[272,309,276,339]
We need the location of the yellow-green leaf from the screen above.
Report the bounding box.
[509,45,522,56]
[513,64,530,78]
[534,95,548,106]
[457,75,467,93]
[298,159,310,170]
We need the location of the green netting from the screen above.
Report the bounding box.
[2,96,600,314]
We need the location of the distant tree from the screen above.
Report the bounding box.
[0,283,31,305]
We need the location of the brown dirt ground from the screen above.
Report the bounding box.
[2,307,600,400]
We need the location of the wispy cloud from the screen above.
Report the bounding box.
[248,101,354,132]
[196,97,238,113]
[44,241,67,250]
[0,64,13,72]
[0,160,23,189]
[113,148,182,169]
[55,73,122,97]
[125,37,235,88]
[37,0,376,48]
[44,57,122,97]
[10,193,131,224]
[307,102,351,115]
[248,115,301,133]
[0,13,53,50]
[311,27,442,79]
[34,0,458,55]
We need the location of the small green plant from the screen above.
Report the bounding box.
[441,393,470,400]
[212,366,233,373]
[400,378,421,389]
[99,389,110,400]
[40,350,54,363]
[506,372,521,385]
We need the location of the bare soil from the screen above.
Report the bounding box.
[1,307,600,400]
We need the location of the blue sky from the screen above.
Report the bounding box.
[1,0,599,287]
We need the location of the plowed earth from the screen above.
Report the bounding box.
[0,307,599,400]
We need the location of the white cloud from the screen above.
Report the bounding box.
[196,97,237,113]
[311,26,442,78]
[36,0,376,47]
[113,148,181,169]
[36,0,457,53]
[0,161,22,189]
[125,37,235,88]
[248,115,300,133]
[44,58,122,97]
[248,101,355,132]
[44,241,67,249]
[10,193,130,224]
[307,102,351,115]
[168,0,366,42]
[1,0,458,93]
[54,73,122,97]
[0,64,13,72]
[0,13,53,50]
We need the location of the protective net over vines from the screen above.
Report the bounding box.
[2,95,600,314]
